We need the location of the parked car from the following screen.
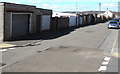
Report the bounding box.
[112,19,119,22]
[112,18,120,25]
[107,21,119,29]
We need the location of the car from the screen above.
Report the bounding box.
[107,21,119,29]
[112,18,120,25]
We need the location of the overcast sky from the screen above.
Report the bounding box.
[0,0,119,12]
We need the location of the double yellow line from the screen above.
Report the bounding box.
[112,53,120,58]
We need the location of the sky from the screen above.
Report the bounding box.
[0,0,119,12]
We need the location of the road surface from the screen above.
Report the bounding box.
[1,22,119,73]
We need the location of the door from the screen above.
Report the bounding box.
[41,15,50,31]
[12,14,29,38]
[69,16,76,27]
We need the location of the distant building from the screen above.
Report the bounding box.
[103,11,114,18]
[52,12,76,17]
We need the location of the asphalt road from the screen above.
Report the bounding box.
[1,22,119,72]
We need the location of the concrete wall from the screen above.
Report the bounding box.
[51,17,57,30]
[51,17,69,29]
[0,3,4,42]
[4,12,11,40]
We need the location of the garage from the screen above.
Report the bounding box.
[11,13,30,38]
[69,16,76,27]
[41,15,51,31]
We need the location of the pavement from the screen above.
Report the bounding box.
[0,27,76,49]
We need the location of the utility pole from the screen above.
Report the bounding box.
[99,3,101,14]
[76,2,78,26]
[76,2,78,15]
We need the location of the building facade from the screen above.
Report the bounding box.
[0,2,52,41]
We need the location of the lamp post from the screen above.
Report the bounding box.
[76,2,78,15]
[99,3,101,14]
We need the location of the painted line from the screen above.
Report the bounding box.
[9,48,15,50]
[112,53,120,58]
[98,57,111,72]
[104,57,111,61]
[102,61,109,65]
[111,33,118,54]
[98,66,107,72]
[0,49,7,52]
[0,43,16,49]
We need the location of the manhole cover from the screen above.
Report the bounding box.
[0,63,6,67]
[86,30,94,33]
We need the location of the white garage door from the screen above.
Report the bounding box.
[41,15,50,31]
[79,16,83,25]
[69,16,76,27]
[12,14,29,38]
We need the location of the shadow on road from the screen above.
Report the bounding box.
[8,27,76,41]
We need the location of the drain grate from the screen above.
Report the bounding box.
[0,63,6,67]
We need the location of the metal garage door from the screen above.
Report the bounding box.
[69,16,76,27]
[12,14,29,38]
[79,16,83,25]
[41,15,50,31]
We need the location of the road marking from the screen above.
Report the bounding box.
[104,57,111,61]
[102,61,109,65]
[111,33,118,54]
[112,53,120,58]
[0,43,16,48]
[98,66,107,72]
[98,57,111,72]
[9,48,15,50]
[0,49,7,52]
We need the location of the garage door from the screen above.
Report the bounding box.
[12,14,29,38]
[69,16,76,27]
[41,15,50,31]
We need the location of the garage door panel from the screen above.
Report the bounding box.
[69,16,76,27]
[41,15,50,31]
[12,14,29,38]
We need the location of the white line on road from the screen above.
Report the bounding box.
[111,32,118,54]
[102,61,109,65]
[98,57,111,72]
[9,48,15,50]
[0,49,7,52]
[98,66,107,72]
[104,57,111,61]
